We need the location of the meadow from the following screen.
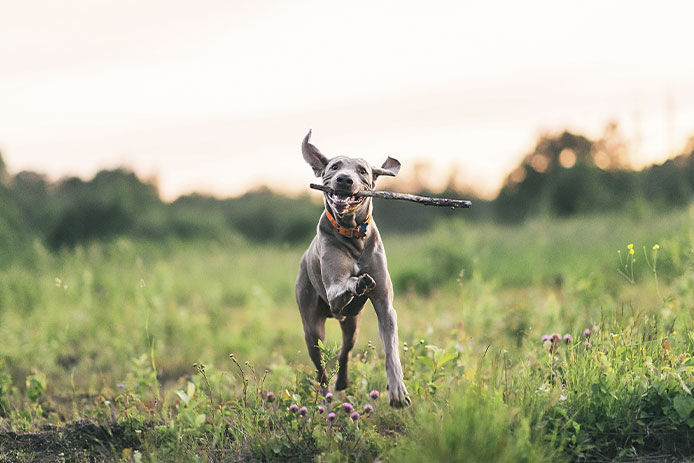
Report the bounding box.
[2,206,694,462]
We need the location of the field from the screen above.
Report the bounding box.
[2,207,694,462]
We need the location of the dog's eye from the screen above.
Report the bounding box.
[331,164,339,170]
[359,167,367,175]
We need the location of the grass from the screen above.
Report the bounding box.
[1,206,694,461]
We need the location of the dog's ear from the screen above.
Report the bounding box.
[302,130,329,177]
[372,156,401,180]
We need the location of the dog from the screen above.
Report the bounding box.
[296,130,411,407]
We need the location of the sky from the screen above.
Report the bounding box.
[1,0,694,200]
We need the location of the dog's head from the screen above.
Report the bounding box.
[302,130,401,216]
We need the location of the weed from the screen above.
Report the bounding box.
[1,210,694,460]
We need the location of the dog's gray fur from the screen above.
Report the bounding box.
[296,130,410,407]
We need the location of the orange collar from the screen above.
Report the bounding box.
[324,209,370,239]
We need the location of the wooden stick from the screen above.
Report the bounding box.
[310,183,471,209]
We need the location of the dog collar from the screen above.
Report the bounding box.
[324,209,370,239]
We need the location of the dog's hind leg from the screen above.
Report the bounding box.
[297,261,330,387]
[299,304,329,386]
[303,313,328,386]
[335,312,362,391]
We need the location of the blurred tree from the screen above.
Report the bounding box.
[222,188,322,244]
[641,158,692,207]
[10,171,54,235]
[0,160,30,265]
[593,121,630,170]
[0,151,8,186]
[47,169,165,248]
[1,127,693,255]
[494,129,640,221]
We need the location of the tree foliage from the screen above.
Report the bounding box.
[1,128,694,259]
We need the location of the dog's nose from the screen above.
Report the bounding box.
[335,174,353,186]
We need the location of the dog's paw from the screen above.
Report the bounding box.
[355,273,376,296]
[387,381,411,408]
[335,375,348,391]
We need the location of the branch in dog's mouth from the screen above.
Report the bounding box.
[309,183,472,209]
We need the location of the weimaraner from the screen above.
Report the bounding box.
[296,130,410,407]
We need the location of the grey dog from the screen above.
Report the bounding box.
[296,130,410,407]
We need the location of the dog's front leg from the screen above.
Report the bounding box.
[322,251,375,317]
[371,290,410,407]
[325,273,375,317]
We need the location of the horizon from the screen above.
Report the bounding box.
[2,1,694,200]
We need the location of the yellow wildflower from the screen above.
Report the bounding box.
[627,243,634,250]
[653,244,660,250]
[630,248,635,255]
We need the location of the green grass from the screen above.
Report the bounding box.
[2,207,694,461]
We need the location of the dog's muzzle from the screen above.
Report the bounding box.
[327,191,365,212]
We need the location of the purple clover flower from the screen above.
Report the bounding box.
[541,334,551,343]
[369,390,380,400]
[327,412,336,421]
[363,403,374,414]
[289,403,299,413]
[583,328,591,338]
[325,392,333,402]
[350,412,360,421]
[342,402,354,413]
[318,405,325,413]
[265,391,275,402]
[563,334,573,344]
[298,406,308,416]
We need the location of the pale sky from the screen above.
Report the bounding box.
[1,0,694,199]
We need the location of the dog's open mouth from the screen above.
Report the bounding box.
[328,192,365,209]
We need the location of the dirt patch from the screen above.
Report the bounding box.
[0,420,141,463]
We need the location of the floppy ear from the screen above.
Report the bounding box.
[372,156,401,180]
[302,130,329,177]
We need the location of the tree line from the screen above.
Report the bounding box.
[1,126,693,260]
